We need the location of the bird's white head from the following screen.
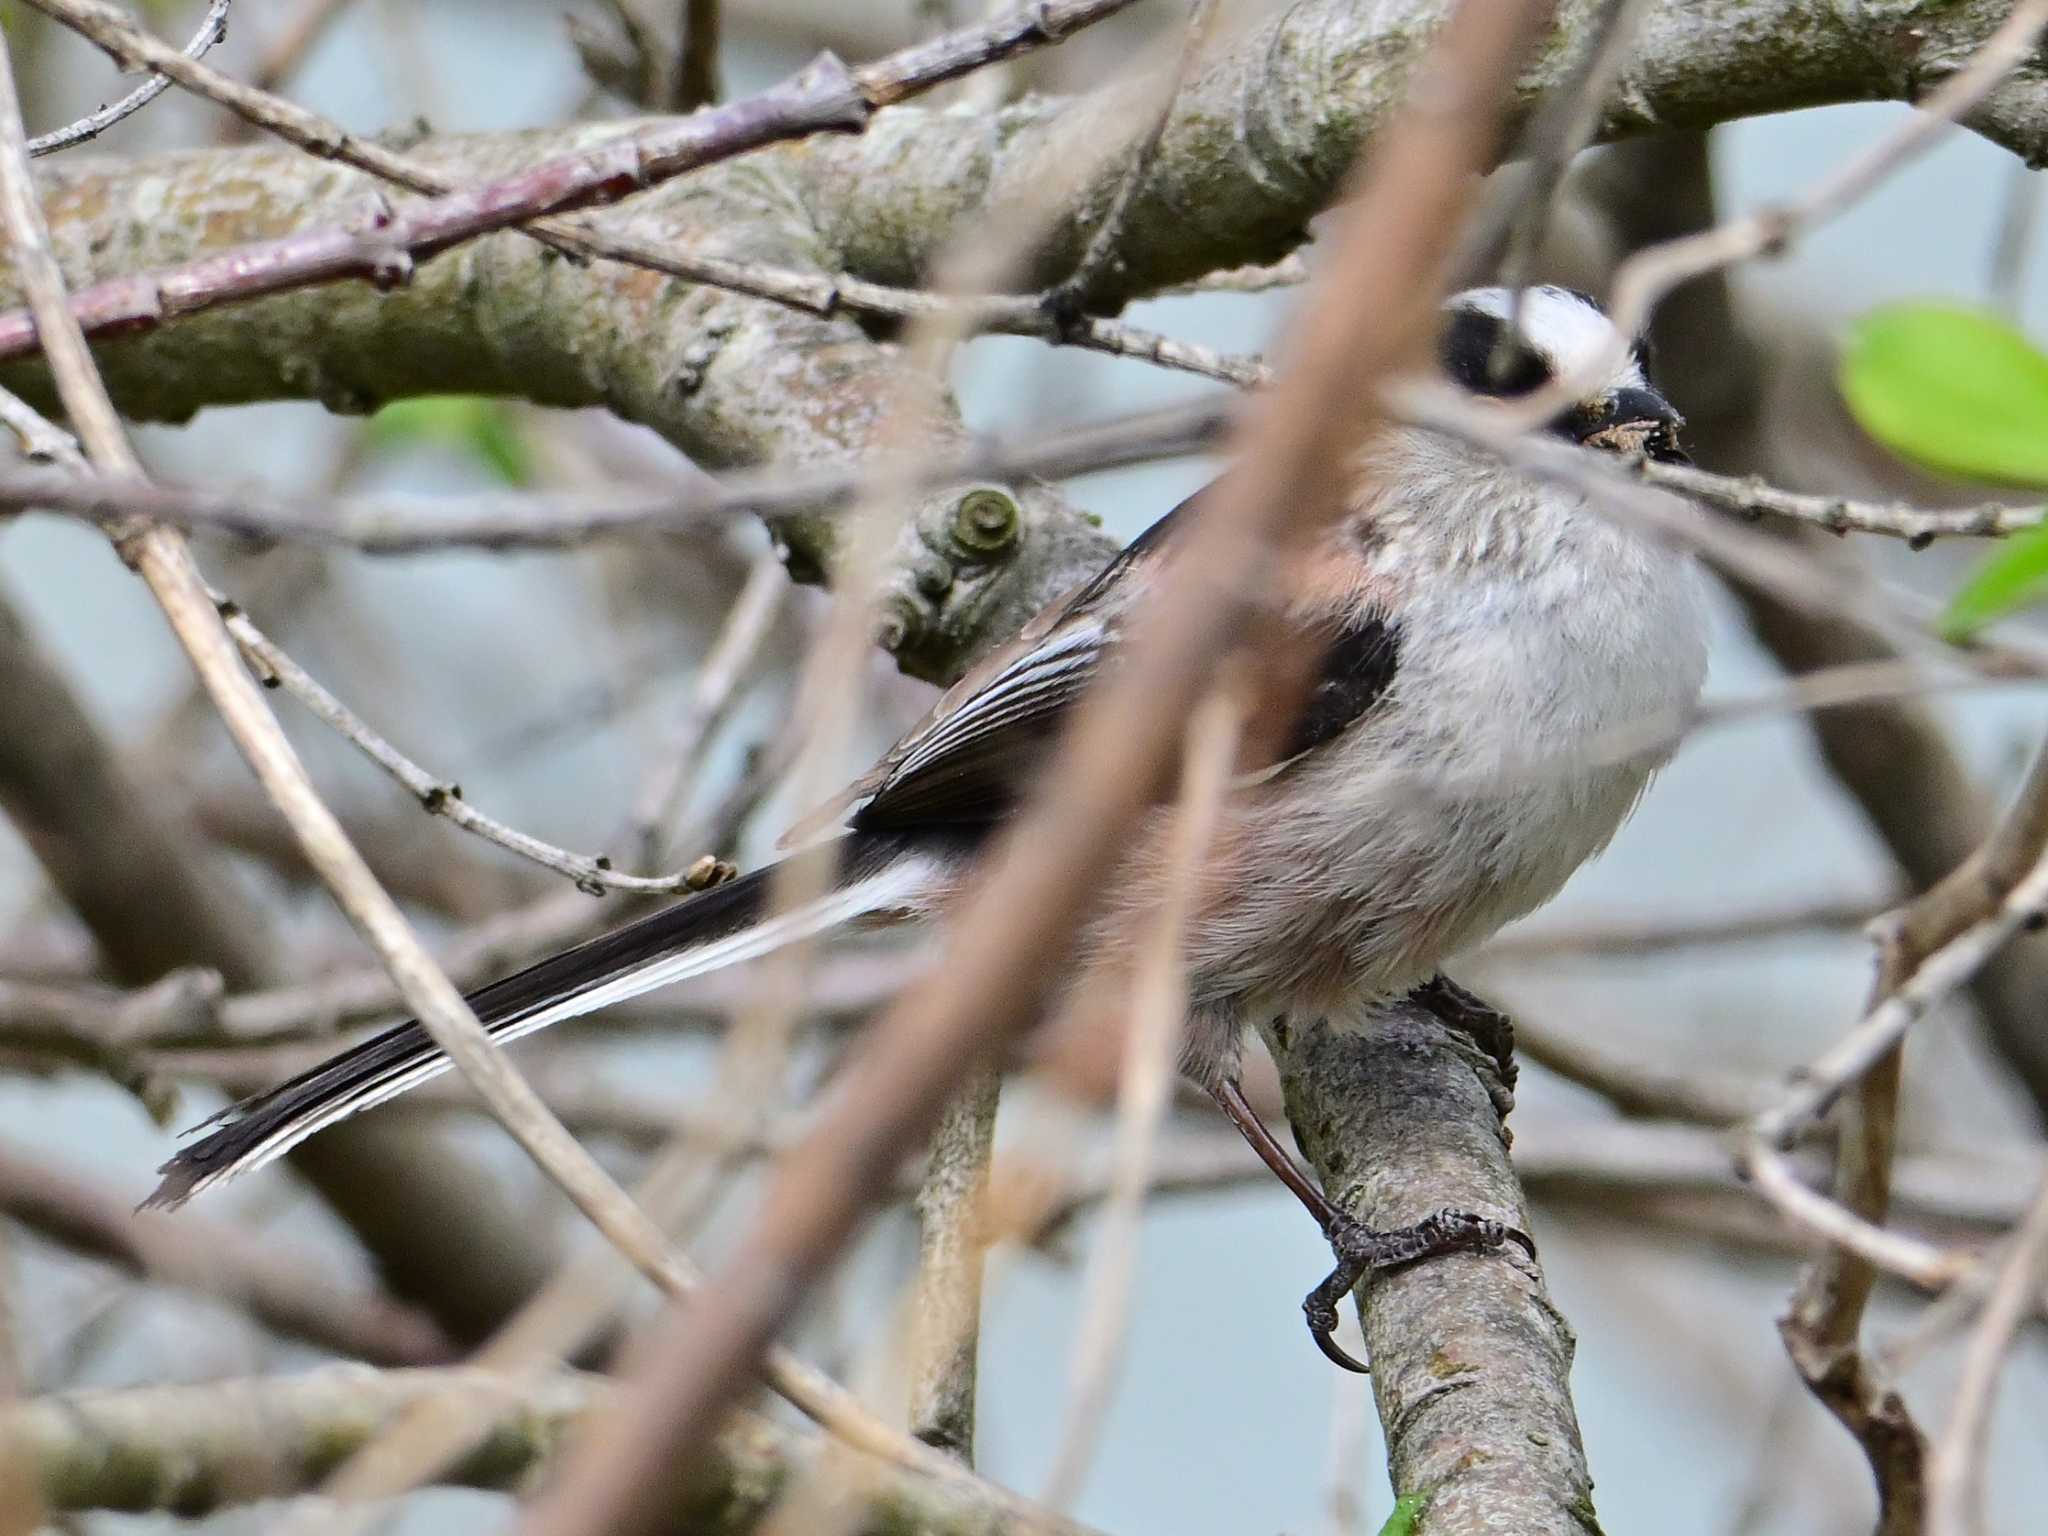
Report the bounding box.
[1437,286,1688,464]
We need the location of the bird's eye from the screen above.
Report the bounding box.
[1438,308,1552,399]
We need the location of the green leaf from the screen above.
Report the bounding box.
[367,396,533,486]
[1375,1491,1432,1536]
[1839,303,2048,486]
[1940,521,2048,639]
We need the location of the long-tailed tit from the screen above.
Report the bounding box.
[148,286,1707,1369]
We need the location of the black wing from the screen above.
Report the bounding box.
[1281,609,1402,760]
[806,487,1402,836]
[813,492,1197,835]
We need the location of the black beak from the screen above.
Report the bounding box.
[1559,386,1690,465]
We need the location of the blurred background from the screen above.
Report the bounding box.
[3,2,2046,1532]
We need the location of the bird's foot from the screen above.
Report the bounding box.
[1303,1207,1536,1372]
[1410,974,1517,1092]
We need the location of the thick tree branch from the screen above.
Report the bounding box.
[1265,999,1593,1536]
[0,587,270,989]
[1,1365,1092,1529]
[795,0,2048,302]
[9,120,1116,681]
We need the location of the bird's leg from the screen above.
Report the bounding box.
[1206,1072,1351,1229]
[1205,1067,1532,1373]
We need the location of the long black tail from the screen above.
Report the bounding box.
[146,830,941,1209]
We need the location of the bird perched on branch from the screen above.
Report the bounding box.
[149,285,1707,1371]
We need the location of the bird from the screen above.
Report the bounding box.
[147,284,1708,1370]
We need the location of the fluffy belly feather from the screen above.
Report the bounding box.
[1183,748,1655,1013]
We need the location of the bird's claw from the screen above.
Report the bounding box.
[1301,1206,1535,1371]
[1303,1283,1371,1372]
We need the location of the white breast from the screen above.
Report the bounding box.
[1191,446,1709,1014]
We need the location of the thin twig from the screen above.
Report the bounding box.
[1039,681,1239,1509]
[1479,895,1886,960]
[1633,457,2048,546]
[1925,1173,2048,1536]
[41,397,2048,555]
[1457,0,1646,286]
[22,380,2037,677]
[1742,741,2048,1294]
[1152,252,1310,296]
[1503,1009,1771,1125]
[676,0,722,110]
[599,0,670,105]
[0,969,218,1115]
[1779,740,2048,1534]
[4,411,741,907]
[221,607,737,897]
[23,0,229,157]
[624,550,787,868]
[188,781,553,920]
[1483,0,1646,381]
[0,904,906,1067]
[0,397,1237,550]
[1045,1117,2039,1258]
[0,387,74,460]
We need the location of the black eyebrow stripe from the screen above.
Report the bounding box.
[1438,307,1550,398]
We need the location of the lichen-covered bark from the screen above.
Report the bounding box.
[798,0,2048,301]
[11,124,1114,681]
[1264,1001,1596,1536]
